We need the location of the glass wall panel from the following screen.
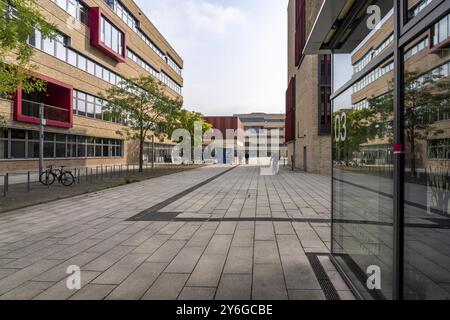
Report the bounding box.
[331,4,395,299]
[403,26,450,300]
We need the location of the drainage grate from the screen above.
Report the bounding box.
[127,167,237,222]
[306,253,340,301]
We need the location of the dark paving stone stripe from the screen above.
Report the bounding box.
[127,167,237,221]
[306,253,340,301]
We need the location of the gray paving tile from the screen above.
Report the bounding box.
[0,281,53,300]
[0,259,61,296]
[215,274,252,300]
[147,241,186,263]
[106,262,167,300]
[83,246,135,272]
[92,253,149,285]
[252,263,288,300]
[254,241,280,264]
[165,246,205,274]
[69,284,116,300]
[187,254,227,287]
[223,246,253,274]
[142,273,189,300]
[204,235,233,255]
[34,271,101,300]
[178,287,216,300]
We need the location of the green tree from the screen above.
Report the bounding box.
[0,0,55,96]
[102,75,182,172]
[0,0,56,125]
[369,71,449,177]
[159,108,212,162]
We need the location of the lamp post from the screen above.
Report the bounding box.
[39,103,46,175]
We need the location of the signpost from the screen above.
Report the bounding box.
[39,103,46,175]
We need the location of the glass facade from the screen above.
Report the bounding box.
[0,128,123,160]
[325,0,450,300]
[403,27,450,300]
[144,143,175,163]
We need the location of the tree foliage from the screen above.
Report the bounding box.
[102,75,183,172]
[0,0,55,97]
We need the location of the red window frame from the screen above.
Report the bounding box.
[89,7,127,63]
[13,73,73,129]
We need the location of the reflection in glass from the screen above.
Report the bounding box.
[403,29,450,300]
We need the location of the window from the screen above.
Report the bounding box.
[433,12,450,46]
[353,33,394,74]
[319,55,331,134]
[102,0,183,75]
[127,48,183,94]
[0,129,124,159]
[52,0,88,24]
[97,14,125,58]
[404,37,429,60]
[28,28,128,88]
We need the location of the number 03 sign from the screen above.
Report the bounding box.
[334,113,347,143]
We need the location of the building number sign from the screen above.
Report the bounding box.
[334,113,347,143]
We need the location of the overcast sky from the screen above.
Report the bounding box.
[134,0,289,116]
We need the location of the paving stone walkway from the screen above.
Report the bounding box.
[0,165,354,300]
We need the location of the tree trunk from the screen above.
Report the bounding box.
[139,133,144,173]
[410,135,417,178]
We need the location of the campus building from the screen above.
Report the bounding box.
[0,0,183,172]
[286,0,332,174]
[305,0,450,300]
[236,113,288,163]
[203,113,287,164]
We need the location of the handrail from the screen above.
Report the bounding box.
[21,99,69,112]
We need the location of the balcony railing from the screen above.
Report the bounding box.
[22,99,69,123]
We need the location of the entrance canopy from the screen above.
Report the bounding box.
[304,0,393,54]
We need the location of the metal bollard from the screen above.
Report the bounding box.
[5,173,9,193]
[27,171,31,193]
[90,168,93,184]
[3,174,7,196]
[85,168,88,183]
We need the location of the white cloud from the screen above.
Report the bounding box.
[185,1,246,35]
[134,0,288,116]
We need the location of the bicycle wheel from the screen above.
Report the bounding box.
[60,172,75,187]
[40,172,56,186]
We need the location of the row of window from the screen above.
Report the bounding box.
[127,49,182,94]
[428,138,450,160]
[239,118,285,123]
[405,37,429,60]
[52,0,88,24]
[353,62,394,93]
[0,129,123,160]
[409,0,433,18]
[29,29,128,87]
[353,34,394,74]
[103,0,182,76]
[101,15,124,57]
[73,90,124,124]
[353,99,369,110]
[28,28,182,97]
[433,12,450,46]
[412,60,450,88]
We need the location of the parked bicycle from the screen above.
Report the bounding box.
[39,165,75,187]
